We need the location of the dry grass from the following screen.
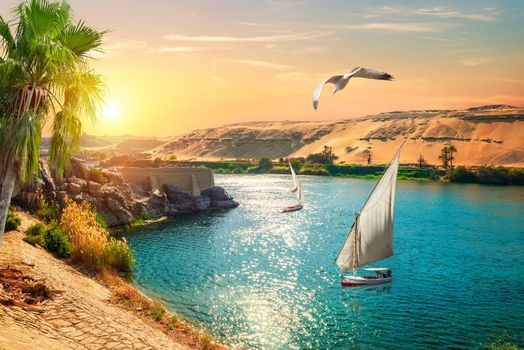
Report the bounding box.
[59,199,134,275]
[99,271,227,350]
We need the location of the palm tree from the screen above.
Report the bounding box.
[439,147,449,169]
[447,144,457,169]
[0,0,105,240]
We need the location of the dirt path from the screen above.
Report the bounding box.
[0,212,187,350]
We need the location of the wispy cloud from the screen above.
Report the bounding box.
[147,46,202,53]
[362,6,499,22]
[99,38,149,57]
[416,36,457,42]
[415,7,498,22]
[333,23,442,33]
[461,57,492,66]
[224,59,295,70]
[164,31,334,43]
[147,46,233,53]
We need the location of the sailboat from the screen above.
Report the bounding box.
[335,142,404,286]
[282,162,305,213]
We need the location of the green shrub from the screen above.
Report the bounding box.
[44,225,71,258]
[101,238,135,276]
[5,211,21,231]
[258,157,273,171]
[24,223,47,246]
[150,303,166,321]
[36,196,62,223]
[450,166,477,183]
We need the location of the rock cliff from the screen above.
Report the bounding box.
[13,158,238,227]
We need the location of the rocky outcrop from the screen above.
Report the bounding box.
[13,158,238,227]
[162,184,238,212]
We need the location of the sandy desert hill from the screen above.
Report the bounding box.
[147,105,524,167]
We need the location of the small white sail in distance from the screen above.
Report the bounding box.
[289,162,299,193]
[335,142,403,272]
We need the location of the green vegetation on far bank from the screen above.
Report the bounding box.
[184,160,524,185]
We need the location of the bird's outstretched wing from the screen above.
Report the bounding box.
[350,66,394,80]
[312,75,343,111]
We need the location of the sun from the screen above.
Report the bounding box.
[101,101,121,120]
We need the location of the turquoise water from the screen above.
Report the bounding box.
[126,175,524,349]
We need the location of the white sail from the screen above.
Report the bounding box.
[335,145,402,272]
[289,162,299,192]
[296,180,305,205]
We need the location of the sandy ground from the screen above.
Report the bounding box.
[0,212,187,350]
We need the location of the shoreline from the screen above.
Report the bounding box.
[0,211,226,350]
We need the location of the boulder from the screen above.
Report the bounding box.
[70,157,89,180]
[201,186,238,208]
[107,197,124,212]
[68,182,83,195]
[148,189,168,212]
[201,186,233,201]
[212,199,239,208]
[103,169,124,186]
[39,160,56,191]
[88,181,102,196]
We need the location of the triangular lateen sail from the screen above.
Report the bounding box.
[335,144,402,272]
[289,162,298,193]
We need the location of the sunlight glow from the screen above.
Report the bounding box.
[101,101,121,120]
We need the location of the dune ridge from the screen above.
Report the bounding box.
[148,105,524,167]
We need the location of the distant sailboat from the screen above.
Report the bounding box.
[283,162,304,212]
[335,142,404,286]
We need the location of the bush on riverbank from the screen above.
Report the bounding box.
[6,210,21,231]
[24,222,72,258]
[451,166,524,185]
[60,199,135,276]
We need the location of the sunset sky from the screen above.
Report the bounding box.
[2,0,524,137]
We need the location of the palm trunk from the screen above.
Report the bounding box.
[0,162,17,242]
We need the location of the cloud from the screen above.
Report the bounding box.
[334,23,442,33]
[362,6,499,22]
[415,7,498,21]
[164,31,334,43]
[147,46,202,53]
[416,36,457,42]
[99,38,149,57]
[461,57,492,66]
[224,59,295,70]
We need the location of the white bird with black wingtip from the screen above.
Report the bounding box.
[312,66,394,111]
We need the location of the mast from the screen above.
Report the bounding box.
[335,139,406,273]
[353,211,358,276]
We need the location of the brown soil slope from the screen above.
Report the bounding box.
[151,105,524,167]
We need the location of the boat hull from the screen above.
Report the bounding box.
[282,204,303,213]
[341,275,392,287]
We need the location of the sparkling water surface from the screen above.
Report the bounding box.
[126,174,524,349]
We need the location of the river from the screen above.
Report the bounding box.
[126,174,524,349]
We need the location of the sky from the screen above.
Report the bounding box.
[1,0,524,137]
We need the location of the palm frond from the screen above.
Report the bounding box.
[49,108,82,180]
[0,16,15,57]
[11,110,43,184]
[60,21,105,58]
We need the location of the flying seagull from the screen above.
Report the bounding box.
[312,66,394,111]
